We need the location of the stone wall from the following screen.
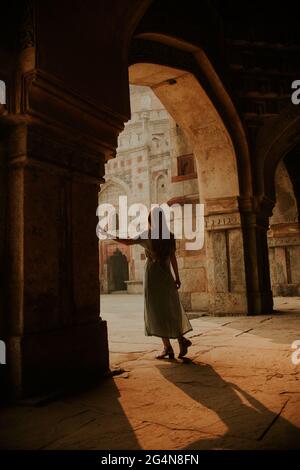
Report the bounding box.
[268,160,300,296]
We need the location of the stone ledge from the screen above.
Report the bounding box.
[125,280,143,294]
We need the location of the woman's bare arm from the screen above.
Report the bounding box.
[170,251,181,289]
[98,226,141,246]
[116,236,139,246]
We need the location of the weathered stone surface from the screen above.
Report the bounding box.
[191,292,209,311]
[228,229,246,293]
[183,253,206,269]
[290,246,300,286]
[210,231,228,293]
[177,292,190,311]
[181,267,207,293]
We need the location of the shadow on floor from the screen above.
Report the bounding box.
[157,360,300,450]
[0,377,141,450]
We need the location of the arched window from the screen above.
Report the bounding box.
[0,80,6,105]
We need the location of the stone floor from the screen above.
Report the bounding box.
[0,295,300,450]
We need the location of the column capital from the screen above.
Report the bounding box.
[238,195,275,218]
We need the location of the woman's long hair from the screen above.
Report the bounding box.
[148,207,175,260]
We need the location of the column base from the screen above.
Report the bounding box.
[207,292,248,316]
[272,284,300,297]
[247,291,274,315]
[125,280,143,294]
[7,319,109,398]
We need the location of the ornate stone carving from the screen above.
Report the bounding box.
[268,237,300,247]
[205,212,241,231]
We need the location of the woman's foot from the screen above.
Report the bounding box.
[178,337,192,358]
[156,346,175,360]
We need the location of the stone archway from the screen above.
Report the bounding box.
[251,104,300,311]
[129,62,249,315]
[128,35,252,198]
[107,249,129,293]
[268,159,300,297]
[255,104,300,202]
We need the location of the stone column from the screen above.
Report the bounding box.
[4,121,111,397]
[0,0,129,396]
[0,0,143,398]
[239,196,274,315]
[205,196,248,315]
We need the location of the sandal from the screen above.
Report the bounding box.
[178,337,192,358]
[156,347,175,360]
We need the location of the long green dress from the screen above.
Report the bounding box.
[138,234,193,339]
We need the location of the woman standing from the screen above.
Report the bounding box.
[100,207,193,359]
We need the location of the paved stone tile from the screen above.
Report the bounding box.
[0,294,299,450]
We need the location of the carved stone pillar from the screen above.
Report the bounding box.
[239,197,274,315]
[3,119,115,397]
[1,0,126,394]
[205,197,248,315]
[268,222,300,296]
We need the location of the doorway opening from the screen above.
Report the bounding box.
[107,248,129,293]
